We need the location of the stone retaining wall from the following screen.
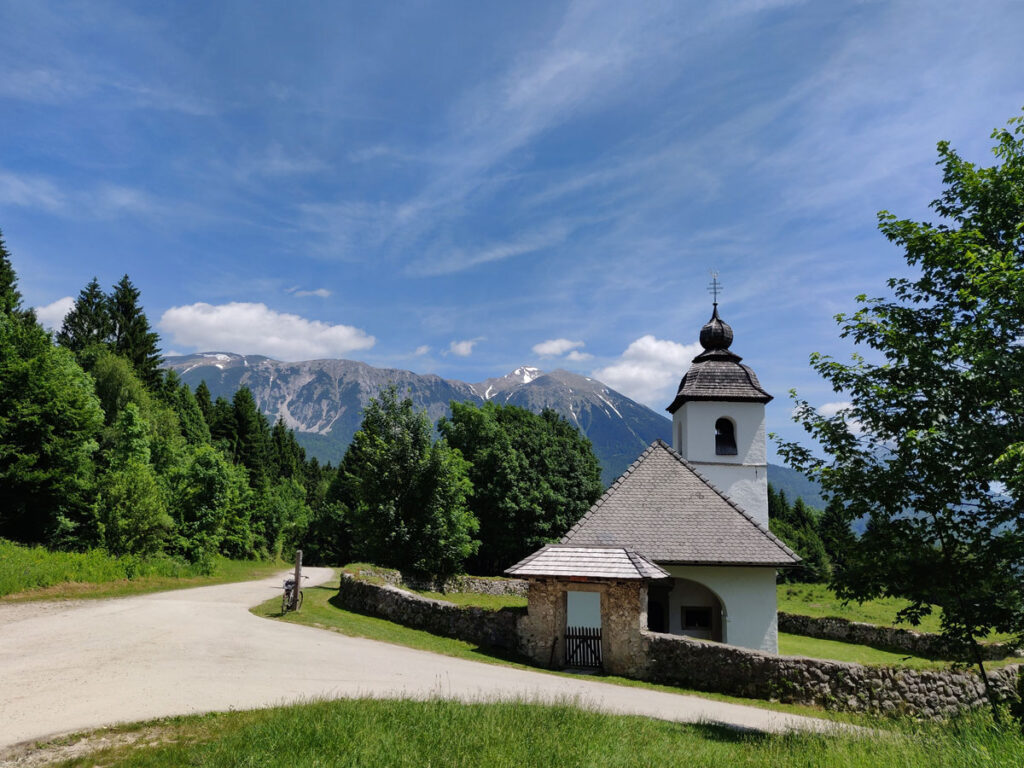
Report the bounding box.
[336,574,525,651]
[641,631,1022,717]
[778,612,1021,661]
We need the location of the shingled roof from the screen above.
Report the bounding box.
[505,546,669,580]
[560,440,800,567]
[666,305,772,412]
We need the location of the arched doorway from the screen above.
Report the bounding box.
[667,578,725,642]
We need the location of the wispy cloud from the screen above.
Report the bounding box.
[409,225,570,277]
[287,286,331,298]
[0,171,66,212]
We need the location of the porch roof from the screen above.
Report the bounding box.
[505,545,669,580]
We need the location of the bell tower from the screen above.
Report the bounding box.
[666,281,772,526]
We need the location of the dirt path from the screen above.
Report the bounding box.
[0,568,842,751]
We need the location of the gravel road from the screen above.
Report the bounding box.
[0,568,842,749]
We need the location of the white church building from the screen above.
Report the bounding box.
[508,301,799,665]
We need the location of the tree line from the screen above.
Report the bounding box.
[0,247,332,569]
[768,485,854,584]
[0,242,604,577]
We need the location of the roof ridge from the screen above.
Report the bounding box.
[653,441,800,562]
[560,440,661,543]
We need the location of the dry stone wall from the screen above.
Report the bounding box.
[335,572,1023,718]
[778,612,1021,661]
[336,574,525,651]
[641,631,1022,717]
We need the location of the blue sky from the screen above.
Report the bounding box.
[2,1,1023,459]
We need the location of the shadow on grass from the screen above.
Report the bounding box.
[683,721,773,744]
[324,591,535,666]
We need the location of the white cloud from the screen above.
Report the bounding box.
[34,296,74,330]
[159,302,375,361]
[288,287,331,298]
[414,345,431,356]
[532,338,585,357]
[592,335,701,408]
[448,338,483,357]
[817,401,852,418]
[817,400,864,435]
[566,349,593,362]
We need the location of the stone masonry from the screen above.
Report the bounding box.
[641,631,1022,718]
[778,612,1021,662]
[335,572,1023,718]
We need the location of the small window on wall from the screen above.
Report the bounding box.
[682,606,713,630]
[715,418,737,455]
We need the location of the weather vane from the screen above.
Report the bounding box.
[707,271,722,306]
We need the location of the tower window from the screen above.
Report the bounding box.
[715,418,737,455]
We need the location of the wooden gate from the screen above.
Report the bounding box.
[565,626,602,668]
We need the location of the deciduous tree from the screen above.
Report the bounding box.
[439,401,603,575]
[777,112,1024,717]
[332,388,477,580]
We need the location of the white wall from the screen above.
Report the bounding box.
[663,565,779,653]
[673,401,768,526]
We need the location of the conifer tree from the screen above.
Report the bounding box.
[194,381,213,425]
[0,228,34,322]
[109,275,162,388]
[232,387,272,485]
[57,277,112,353]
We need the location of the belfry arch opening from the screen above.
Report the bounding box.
[715,417,737,455]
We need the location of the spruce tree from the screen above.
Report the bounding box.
[109,275,162,388]
[232,387,272,485]
[57,277,112,353]
[0,228,35,322]
[194,381,213,425]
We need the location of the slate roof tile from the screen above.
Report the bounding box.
[560,440,800,567]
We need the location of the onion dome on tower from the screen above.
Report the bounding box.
[666,303,772,414]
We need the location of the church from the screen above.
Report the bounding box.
[507,300,799,670]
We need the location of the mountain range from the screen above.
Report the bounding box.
[163,352,825,506]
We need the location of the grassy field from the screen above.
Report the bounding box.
[777,582,1016,645]
[35,698,1024,768]
[411,588,527,609]
[0,539,288,601]
[778,582,946,632]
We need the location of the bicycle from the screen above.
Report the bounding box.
[281,575,308,613]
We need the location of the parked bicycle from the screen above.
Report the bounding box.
[281,574,308,613]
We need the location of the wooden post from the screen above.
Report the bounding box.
[293,549,303,611]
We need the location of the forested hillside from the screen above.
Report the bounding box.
[0,236,335,569]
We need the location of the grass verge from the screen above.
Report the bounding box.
[252,579,866,724]
[35,698,1024,768]
[0,540,287,602]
